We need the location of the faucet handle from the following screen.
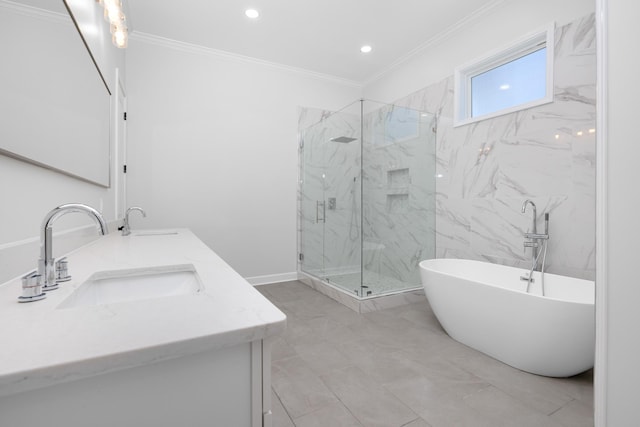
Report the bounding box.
[55,257,71,282]
[18,271,46,303]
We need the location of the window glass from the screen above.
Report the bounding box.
[471,47,547,118]
[454,25,554,127]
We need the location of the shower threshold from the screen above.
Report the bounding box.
[298,271,425,313]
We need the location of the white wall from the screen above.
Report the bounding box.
[125,38,360,281]
[363,0,594,103]
[603,1,640,425]
[0,2,125,284]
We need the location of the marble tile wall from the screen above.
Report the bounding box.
[361,106,437,285]
[393,13,596,280]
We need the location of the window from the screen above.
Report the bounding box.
[454,24,554,126]
[372,106,420,146]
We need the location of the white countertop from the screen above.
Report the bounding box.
[0,229,286,398]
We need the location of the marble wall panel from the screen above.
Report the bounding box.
[361,107,437,285]
[394,13,596,280]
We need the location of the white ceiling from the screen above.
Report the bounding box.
[16,0,503,83]
[125,0,501,84]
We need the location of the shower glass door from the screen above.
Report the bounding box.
[299,99,436,299]
[300,122,326,279]
[300,101,364,295]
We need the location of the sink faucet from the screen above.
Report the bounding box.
[121,206,146,236]
[38,204,108,292]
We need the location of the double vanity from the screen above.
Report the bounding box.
[0,227,286,427]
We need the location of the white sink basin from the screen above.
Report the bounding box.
[58,264,203,309]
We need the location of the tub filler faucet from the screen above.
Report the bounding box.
[520,200,549,295]
[18,204,108,303]
[521,200,537,260]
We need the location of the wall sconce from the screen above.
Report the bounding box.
[97,0,128,48]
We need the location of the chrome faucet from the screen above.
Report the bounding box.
[121,206,146,236]
[38,204,107,292]
[521,200,538,262]
[520,200,550,295]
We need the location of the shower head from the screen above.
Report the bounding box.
[330,136,358,143]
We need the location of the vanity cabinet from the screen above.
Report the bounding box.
[0,229,284,427]
[0,340,273,427]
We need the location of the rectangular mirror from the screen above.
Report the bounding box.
[0,1,111,187]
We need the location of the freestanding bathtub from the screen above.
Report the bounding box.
[419,259,595,377]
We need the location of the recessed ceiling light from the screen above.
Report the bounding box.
[360,45,372,54]
[245,9,260,19]
[499,84,510,90]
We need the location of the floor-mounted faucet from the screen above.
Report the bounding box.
[520,200,549,295]
[121,206,146,236]
[521,200,538,262]
[21,204,108,302]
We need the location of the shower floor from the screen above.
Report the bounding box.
[325,270,420,297]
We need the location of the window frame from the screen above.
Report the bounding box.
[453,24,555,127]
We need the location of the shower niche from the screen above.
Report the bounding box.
[298,99,436,310]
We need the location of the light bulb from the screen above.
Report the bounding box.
[113,28,127,48]
[245,9,259,19]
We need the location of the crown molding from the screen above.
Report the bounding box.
[363,0,508,86]
[129,31,363,89]
[0,0,69,24]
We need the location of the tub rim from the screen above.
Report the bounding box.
[419,258,595,306]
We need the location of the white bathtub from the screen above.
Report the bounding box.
[419,258,595,377]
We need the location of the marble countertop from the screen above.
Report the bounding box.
[0,229,286,398]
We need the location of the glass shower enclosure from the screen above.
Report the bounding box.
[299,99,436,298]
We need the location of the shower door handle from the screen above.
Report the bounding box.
[316,201,326,223]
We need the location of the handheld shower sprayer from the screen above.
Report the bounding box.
[544,212,549,235]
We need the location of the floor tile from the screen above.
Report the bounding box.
[271,355,338,419]
[543,370,594,406]
[271,389,295,427]
[259,281,594,427]
[384,372,491,427]
[386,302,445,335]
[444,342,575,415]
[293,339,353,376]
[462,385,565,427]
[271,336,297,361]
[263,281,321,304]
[292,401,363,427]
[337,340,434,385]
[321,366,418,427]
[549,398,594,427]
[282,314,360,347]
[401,418,433,427]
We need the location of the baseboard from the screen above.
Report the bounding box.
[246,272,299,286]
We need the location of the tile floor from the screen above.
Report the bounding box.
[257,281,594,427]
